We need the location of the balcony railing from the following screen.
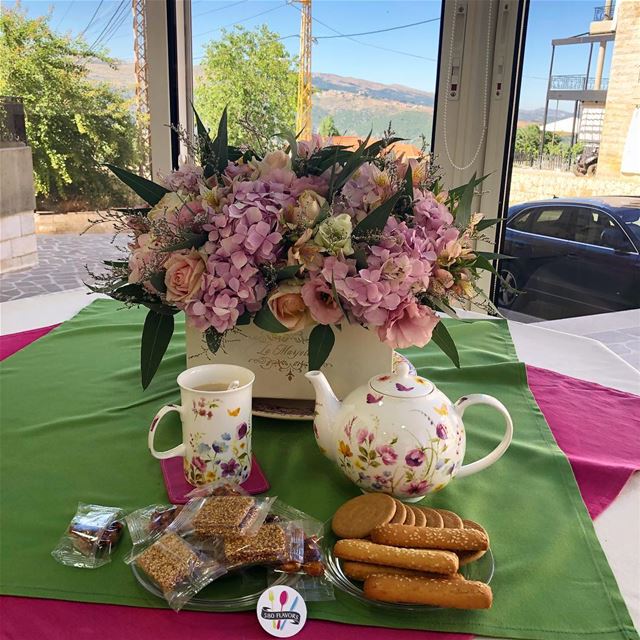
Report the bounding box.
[550,75,609,91]
[593,3,615,20]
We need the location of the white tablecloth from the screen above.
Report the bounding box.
[1,290,638,632]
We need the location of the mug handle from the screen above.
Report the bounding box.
[454,394,513,479]
[148,404,186,460]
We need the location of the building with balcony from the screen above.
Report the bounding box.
[539,0,640,176]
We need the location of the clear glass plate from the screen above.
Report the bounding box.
[132,563,298,611]
[322,524,495,611]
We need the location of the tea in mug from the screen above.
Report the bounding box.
[193,383,234,392]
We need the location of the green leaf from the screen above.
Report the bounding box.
[476,217,503,231]
[431,321,460,369]
[275,264,301,281]
[160,232,208,252]
[403,163,413,200]
[148,271,167,293]
[352,247,368,270]
[103,259,128,268]
[330,131,372,196]
[205,327,224,355]
[277,129,298,165]
[308,323,335,370]
[313,202,331,226]
[105,164,169,206]
[454,171,477,229]
[192,103,216,166]
[352,191,402,239]
[140,310,175,389]
[363,136,405,158]
[253,303,289,333]
[236,311,251,325]
[358,446,368,457]
[330,276,346,320]
[476,251,514,260]
[422,294,460,319]
[212,106,229,173]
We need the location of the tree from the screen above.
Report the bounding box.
[319,115,341,137]
[515,124,565,160]
[195,25,298,148]
[0,9,139,210]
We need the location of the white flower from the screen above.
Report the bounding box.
[314,213,354,256]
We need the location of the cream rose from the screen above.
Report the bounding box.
[254,150,291,179]
[164,249,206,303]
[285,189,326,226]
[267,281,314,332]
[147,192,184,222]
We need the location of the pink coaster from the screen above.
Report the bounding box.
[160,455,270,504]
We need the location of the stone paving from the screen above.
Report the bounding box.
[0,234,125,303]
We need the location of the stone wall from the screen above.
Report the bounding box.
[0,145,38,273]
[597,0,640,177]
[509,167,640,205]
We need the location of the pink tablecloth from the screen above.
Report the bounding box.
[1,325,638,640]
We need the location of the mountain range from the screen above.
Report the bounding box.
[87,61,567,143]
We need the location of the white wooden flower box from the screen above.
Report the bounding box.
[185,322,393,400]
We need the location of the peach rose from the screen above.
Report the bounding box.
[164,249,206,304]
[284,190,326,226]
[267,281,314,332]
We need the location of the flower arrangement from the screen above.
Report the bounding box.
[96,109,501,388]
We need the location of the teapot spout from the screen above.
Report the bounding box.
[305,370,342,461]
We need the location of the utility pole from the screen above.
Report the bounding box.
[133,0,151,177]
[295,0,312,140]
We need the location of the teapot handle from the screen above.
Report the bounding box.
[454,394,513,479]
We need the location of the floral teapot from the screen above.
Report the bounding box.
[305,362,513,501]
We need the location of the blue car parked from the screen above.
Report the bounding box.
[497,196,640,319]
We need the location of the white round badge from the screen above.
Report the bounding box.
[256,585,307,638]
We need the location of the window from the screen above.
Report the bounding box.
[508,209,535,232]
[529,207,573,240]
[571,208,634,251]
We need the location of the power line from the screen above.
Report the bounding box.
[290,6,438,62]
[78,0,105,38]
[314,17,440,40]
[88,0,128,52]
[194,2,287,38]
[193,0,248,19]
[96,6,130,49]
[54,0,75,30]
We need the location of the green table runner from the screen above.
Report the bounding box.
[0,300,636,640]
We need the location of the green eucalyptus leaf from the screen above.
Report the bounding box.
[352,191,402,239]
[148,271,167,293]
[205,327,224,355]
[308,323,335,371]
[160,232,208,252]
[476,251,514,260]
[431,321,460,369]
[454,171,477,229]
[476,217,503,231]
[105,164,169,206]
[140,310,175,389]
[253,303,290,333]
[236,311,252,325]
[212,106,229,173]
[275,264,301,281]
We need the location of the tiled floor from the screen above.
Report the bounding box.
[0,234,124,303]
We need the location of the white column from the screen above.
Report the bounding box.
[145,0,173,178]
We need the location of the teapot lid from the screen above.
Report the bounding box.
[369,361,434,398]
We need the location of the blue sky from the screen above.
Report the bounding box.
[6,0,613,109]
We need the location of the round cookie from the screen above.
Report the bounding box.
[402,505,416,526]
[419,507,444,528]
[457,519,489,566]
[410,505,427,527]
[435,508,464,529]
[332,493,397,539]
[390,500,407,524]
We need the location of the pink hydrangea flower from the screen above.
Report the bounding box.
[377,299,440,349]
[161,163,203,194]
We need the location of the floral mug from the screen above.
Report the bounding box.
[148,364,254,486]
